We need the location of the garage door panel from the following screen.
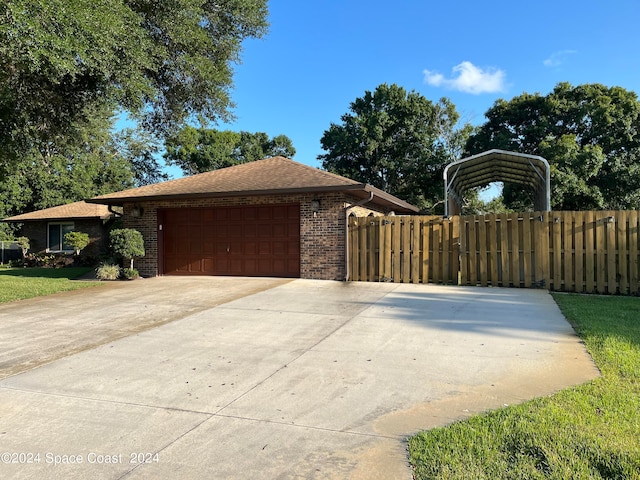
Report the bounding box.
[287,224,300,236]
[162,204,300,277]
[243,224,257,237]
[272,241,286,255]
[228,258,243,274]
[257,224,271,236]
[203,209,215,222]
[243,242,257,255]
[188,257,203,273]
[189,240,202,255]
[242,207,258,221]
[212,209,229,221]
[187,210,202,223]
[258,208,272,220]
[203,241,214,255]
[258,241,270,254]
[271,224,284,236]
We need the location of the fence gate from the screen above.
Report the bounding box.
[348,215,459,284]
[0,241,21,264]
[348,211,640,295]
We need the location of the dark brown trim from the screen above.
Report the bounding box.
[157,209,165,276]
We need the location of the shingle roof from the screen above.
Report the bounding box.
[88,156,419,213]
[2,201,115,222]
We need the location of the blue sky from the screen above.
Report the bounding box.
[170,0,640,180]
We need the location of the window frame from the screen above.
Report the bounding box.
[47,222,75,253]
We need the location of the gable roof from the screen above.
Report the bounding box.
[2,201,115,223]
[88,156,419,213]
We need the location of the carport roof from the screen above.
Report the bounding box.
[2,201,114,223]
[444,149,551,215]
[87,156,419,213]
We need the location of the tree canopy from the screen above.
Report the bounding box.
[466,82,640,210]
[165,127,296,175]
[0,0,268,234]
[0,105,167,237]
[0,0,269,159]
[318,83,472,211]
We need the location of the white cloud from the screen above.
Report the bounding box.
[423,61,506,94]
[543,50,577,67]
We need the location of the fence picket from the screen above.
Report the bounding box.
[451,216,460,285]
[563,212,574,291]
[574,212,584,293]
[402,219,411,283]
[421,219,430,283]
[510,213,520,287]
[467,217,477,285]
[431,221,441,283]
[488,215,498,286]
[628,211,639,295]
[411,218,420,283]
[606,211,617,294]
[585,211,596,293]
[478,215,488,286]
[617,210,628,294]
[522,214,532,287]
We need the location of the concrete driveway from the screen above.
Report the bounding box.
[0,278,599,479]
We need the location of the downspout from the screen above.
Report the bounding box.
[107,204,123,218]
[344,191,374,281]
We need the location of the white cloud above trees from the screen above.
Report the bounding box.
[423,61,507,94]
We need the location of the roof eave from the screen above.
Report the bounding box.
[2,214,113,223]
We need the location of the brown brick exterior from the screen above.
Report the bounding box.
[121,193,386,280]
[19,219,112,258]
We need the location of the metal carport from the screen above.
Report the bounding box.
[444,149,551,215]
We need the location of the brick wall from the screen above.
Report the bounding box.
[19,219,110,258]
[122,193,386,280]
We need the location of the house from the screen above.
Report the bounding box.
[87,157,419,280]
[2,201,118,258]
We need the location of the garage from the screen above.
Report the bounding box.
[88,156,419,279]
[160,204,300,277]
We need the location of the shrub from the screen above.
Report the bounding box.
[16,236,29,259]
[109,229,145,270]
[64,231,90,256]
[96,263,121,281]
[121,268,140,280]
[24,253,74,268]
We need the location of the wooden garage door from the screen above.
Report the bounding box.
[160,204,300,277]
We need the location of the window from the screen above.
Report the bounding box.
[48,223,75,252]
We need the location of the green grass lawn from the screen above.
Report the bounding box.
[0,267,102,303]
[409,294,640,480]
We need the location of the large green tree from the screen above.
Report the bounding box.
[466,82,640,210]
[165,127,296,175]
[0,0,267,231]
[0,104,167,238]
[0,0,268,159]
[318,83,472,211]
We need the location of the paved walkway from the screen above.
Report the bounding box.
[0,278,599,479]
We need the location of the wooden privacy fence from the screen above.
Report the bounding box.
[348,211,640,295]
